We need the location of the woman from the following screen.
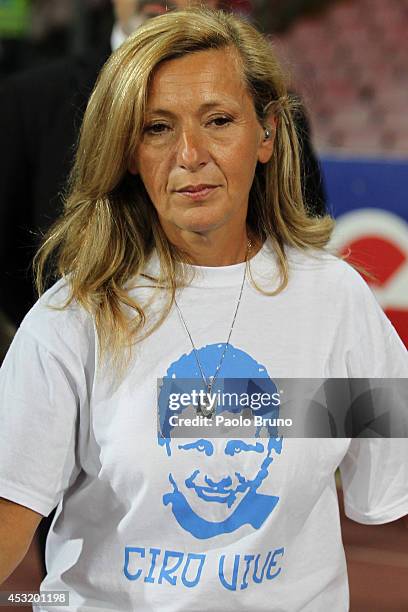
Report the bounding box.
[0,8,406,611]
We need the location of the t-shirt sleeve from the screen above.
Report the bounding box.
[0,328,80,517]
[339,273,408,524]
[339,438,408,524]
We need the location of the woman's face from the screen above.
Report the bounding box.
[131,47,274,241]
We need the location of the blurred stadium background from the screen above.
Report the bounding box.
[270,0,408,354]
[1,1,407,610]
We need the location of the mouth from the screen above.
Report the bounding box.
[194,486,233,502]
[175,185,219,201]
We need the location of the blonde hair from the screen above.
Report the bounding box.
[34,7,334,370]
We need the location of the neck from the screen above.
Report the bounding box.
[164,228,262,267]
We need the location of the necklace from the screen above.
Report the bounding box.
[174,240,251,419]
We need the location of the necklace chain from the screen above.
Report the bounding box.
[174,240,252,413]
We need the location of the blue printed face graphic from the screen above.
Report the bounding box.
[158,344,283,540]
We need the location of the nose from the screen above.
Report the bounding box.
[176,126,210,171]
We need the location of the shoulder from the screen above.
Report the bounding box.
[254,241,367,296]
[283,245,394,335]
[18,278,95,366]
[284,246,407,376]
[289,245,391,313]
[285,244,349,273]
[285,246,374,295]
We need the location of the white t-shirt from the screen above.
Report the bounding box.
[0,241,407,612]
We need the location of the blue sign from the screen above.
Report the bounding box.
[321,156,408,221]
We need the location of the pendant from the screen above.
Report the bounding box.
[197,395,217,419]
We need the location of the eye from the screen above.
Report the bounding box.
[143,122,170,135]
[177,440,213,455]
[225,440,265,456]
[208,115,233,128]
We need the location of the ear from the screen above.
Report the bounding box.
[257,115,277,164]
